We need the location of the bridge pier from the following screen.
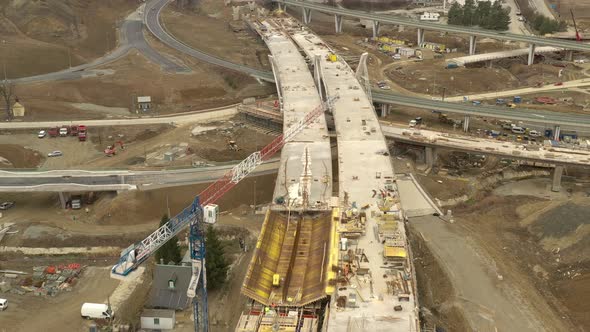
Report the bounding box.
[463,115,470,132]
[277,3,285,11]
[425,147,437,169]
[553,125,561,141]
[58,192,68,209]
[379,104,390,117]
[302,8,312,24]
[527,43,536,65]
[469,35,477,55]
[565,50,574,62]
[335,15,343,34]
[552,165,564,192]
[417,28,425,46]
[372,20,381,38]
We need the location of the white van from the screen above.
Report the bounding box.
[511,126,525,134]
[81,303,113,320]
[0,299,7,311]
[409,119,417,128]
[529,130,541,137]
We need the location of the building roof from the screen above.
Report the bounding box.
[148,264,192,310]
[141,308,175,319]
[137,96,151,103]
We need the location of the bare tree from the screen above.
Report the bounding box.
[0,80,14,120]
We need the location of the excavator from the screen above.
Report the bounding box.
[104,141,125,157]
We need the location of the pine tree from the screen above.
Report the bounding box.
[475,1,491,28]
[447,3,463,26]
[155,215,182,264]
[489,1,511,31]
[462,0,476,26]
[205,225,229,291]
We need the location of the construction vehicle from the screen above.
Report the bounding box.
[104,141,124,157]
[571,9,582,42]
[78,125,87,141]
[48,127,59,138]
[227,140,239,151]
[326,52,337,62]
[111,95,339,332]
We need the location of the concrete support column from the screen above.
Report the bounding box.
[58,192,68,209]
[565,50,574,62]
[277,3,285,11]
[372,20,380,38]
[463,115,470,132]
[417,28,425,46]
[380,104,390,117]
[335,15,343,34]
[468,35,477,55]
[552,165,564,192]
[553,125,561,141]
[302,8,312,24]
[527,43,536,66]
[425,147,437,168]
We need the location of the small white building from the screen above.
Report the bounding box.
[420,12,440,21]
[140,309,175,331]
[137,96,152,111]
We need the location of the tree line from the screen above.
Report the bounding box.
[448,0,511,31]
[155,215,229,291]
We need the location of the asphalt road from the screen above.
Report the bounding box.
[144,0,274,82]
[411,215,548,332]
[276,0,590,51]
[11,5,186,84]
[0,158,280,192]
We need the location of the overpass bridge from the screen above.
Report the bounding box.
[274,0,590,63]
[238,19,336,328]
[287,17,420,331]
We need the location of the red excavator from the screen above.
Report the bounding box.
[104,141,125,157]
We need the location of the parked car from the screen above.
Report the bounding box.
[409,119,417,128]
[0,201,15,210]
[47,151,63,157]
[554,82,563,86]
[529,130,541,137]
[37,130,46,138]
[0,298,7,311]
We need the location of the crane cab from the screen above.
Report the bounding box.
[204,204,219,224]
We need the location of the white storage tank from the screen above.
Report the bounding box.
[204,204,219,224]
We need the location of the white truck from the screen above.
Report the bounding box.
[81,303,114,320]
[0,299,7,311]
[420,12,440,21]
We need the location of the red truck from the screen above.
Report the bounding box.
[70,126,78,136]
[77,125,87,141]
[48,127,59,138]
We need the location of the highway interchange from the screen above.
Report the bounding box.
[4,0,590,190]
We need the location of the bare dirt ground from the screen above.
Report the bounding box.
[15,52,273,121]
[414,173,590,331]
[160,2,271,70]
[0,0,136,78]
[0,266,119,332]
[409,227,470,331]
[0,117,276,170]
[0,144,44,168]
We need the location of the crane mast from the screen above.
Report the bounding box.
[111,95,338,331]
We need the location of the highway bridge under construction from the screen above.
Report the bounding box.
[236,14,418,332]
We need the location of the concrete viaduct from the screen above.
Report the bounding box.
[274,0,590,64]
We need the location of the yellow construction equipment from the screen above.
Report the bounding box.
[272,274,280,287]
[326,52,337,62]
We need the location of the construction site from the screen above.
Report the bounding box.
[1,0,590,331]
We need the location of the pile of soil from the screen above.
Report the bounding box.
[0,144,44,168]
